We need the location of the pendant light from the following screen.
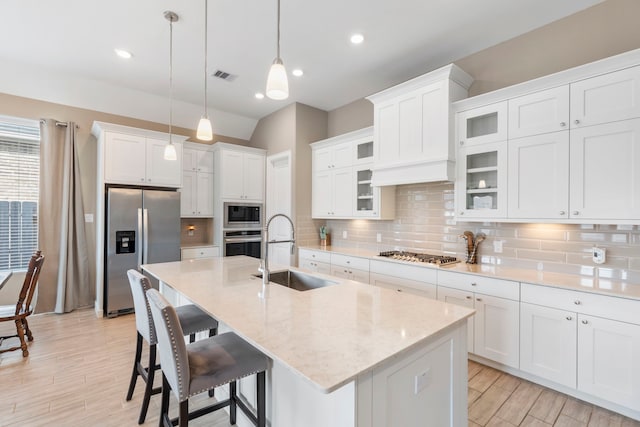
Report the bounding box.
[163,11,178,161]
[266,0,289,100]
[196,0,213,140]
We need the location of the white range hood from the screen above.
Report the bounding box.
[367,63,473,186]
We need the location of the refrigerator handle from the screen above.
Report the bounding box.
[143,208,149,265]
[137,208,143,270]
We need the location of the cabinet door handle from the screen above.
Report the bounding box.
[476,298,482,302]
[560,122,566,127]
[346,260,351,264]
[459,211,464,215]
[465,296,472,300]
[141,178,145,182]
[582,319,589,325]
[459,141,464,146]
[559,211,566,215]
[574,119,581,125]
[572,211,580,215]
[566,316,573,321]
[471,283,477,286]
[574,300,581,305]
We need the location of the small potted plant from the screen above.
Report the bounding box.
[319,226,331,247]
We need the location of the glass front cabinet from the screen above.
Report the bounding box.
[456,140,507,219]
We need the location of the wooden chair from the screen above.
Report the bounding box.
[125,270,219,424]
[0,251,45,357]
[146,288,267,427]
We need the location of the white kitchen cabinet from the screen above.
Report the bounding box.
[213,143,266,202]
[508,86,570,139]
[313,141,352,171]
[457,101,508,146]
[104,132,183,187]
[520,302,577,389]
[330,265,369,283]
[369,259,437,300]
[437,271,520,368]
[570,65,640,128]
[181,245,220,260]
[298,248,332,275]
[456,140,508,219]
[569,118,640,220]
[507,131,570,219]
[311,127,394,219]
[183,147,214,173]
[368,64,473,186]
[577,314,640,412]
[312,168,353,218]
[180,145,214,217]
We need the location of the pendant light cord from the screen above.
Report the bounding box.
[169,15,174,144]
[276,0,281,59]
[203,0,208,116]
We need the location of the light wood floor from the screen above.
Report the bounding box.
[0,309,638,427]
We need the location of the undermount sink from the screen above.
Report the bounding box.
[253,270,338,292]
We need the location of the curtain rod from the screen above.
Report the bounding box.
[39,119,79,129]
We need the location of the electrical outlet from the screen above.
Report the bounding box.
[493,240,503,253]
[593,247,606,264]
[376,233,382,243]
[342,230,348,239]
[188,230,194,237]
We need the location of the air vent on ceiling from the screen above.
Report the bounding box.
[212,69,237,82]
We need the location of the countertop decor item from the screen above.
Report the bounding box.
[459,231,486,264]
[319,226,330,247]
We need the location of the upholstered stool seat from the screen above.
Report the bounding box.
[146,288,268,427]
[125,269,219,424]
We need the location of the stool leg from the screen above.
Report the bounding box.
[138,343,157,424]
[126,332,143,401]
[230,381,237,425]
[207,327,217,398]
[179,400,189,427]
[257,371,266,427]
[23,318,33,341]
[15,319,28,357]
[160,374,171,427]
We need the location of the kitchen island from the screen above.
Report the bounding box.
[143,255,474,427]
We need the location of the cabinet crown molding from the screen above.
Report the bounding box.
[91,121,189,142]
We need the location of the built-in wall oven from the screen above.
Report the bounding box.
[223,202,262,229]
[223,229,262,258]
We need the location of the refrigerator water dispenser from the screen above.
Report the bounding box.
[116,230,136,254]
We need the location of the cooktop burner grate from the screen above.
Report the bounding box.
[378,250,459,265]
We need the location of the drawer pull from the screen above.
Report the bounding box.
[476,298,482,302]
[471,283,477,286]
[582,319,589,325]
[465,296,472,300]
[560,122,566,127]
[566,316,573,321]
[574,300,581,305]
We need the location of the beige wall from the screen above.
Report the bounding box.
[0,92,248,300]
[249,102,327,246]
[327,99,373,138]
[456,0,640,97]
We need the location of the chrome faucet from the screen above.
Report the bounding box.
[259,213,296,286]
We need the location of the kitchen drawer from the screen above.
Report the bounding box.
[330,253,370,271]
[299,258,331,275]
[370,259,437,284]
[521,283,640,325]
[181,246,219,260]
[298,248,331,264]
[330,265,369,283]
[370,272,437,299]
[437,270,519,301]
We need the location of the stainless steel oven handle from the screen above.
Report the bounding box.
[224,237,263,243]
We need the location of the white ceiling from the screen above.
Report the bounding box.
[0,0,603,139]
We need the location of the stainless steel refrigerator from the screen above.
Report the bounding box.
[104,187,181,317]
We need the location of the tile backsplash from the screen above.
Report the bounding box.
[325,183,640,282]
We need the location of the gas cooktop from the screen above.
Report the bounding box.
[378,250,459,266]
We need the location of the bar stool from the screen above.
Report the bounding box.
[146,288,268,427]
[125,270,219,424]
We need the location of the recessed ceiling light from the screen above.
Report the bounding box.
[255,92,265,100]
[350,33,364,45]
[292,69,304,77]
[114,48,133,59]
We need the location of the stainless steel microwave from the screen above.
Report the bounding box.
[223,202,262,229]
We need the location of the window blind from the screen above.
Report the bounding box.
[0,117,40,271]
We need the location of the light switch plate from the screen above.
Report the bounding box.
[342,230,348,239]
[376,233,382,243]
[84,213,94,223]
[414,368,430,394]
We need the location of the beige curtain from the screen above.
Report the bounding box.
[36,119,92,313]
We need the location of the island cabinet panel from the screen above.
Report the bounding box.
[367,322,468,427]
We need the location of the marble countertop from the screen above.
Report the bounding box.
[142,256,474,393]
[301,245,640,300]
